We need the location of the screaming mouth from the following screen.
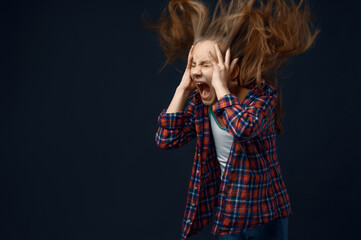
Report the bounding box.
[196,82,211,99]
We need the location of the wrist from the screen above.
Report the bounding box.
[176,86,192,96]
[212,81,228,90]
[213,83,231,100]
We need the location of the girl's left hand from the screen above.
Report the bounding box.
[208,44,238,89]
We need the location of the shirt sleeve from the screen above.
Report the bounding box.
[155,94,197,150]
[212,86,278,141]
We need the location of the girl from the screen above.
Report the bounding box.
[145,0,319,239]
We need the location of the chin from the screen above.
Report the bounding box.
[201,95,217,106]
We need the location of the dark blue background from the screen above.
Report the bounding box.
[1,0,360,239]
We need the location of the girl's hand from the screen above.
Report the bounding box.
[178,45,196,92]
[208,44,238,90]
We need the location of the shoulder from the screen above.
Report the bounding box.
[246,79,278,99]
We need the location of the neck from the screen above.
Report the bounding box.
[230,86,250,102]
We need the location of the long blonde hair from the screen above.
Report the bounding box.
[143,0,320,134]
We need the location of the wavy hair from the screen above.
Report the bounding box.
[143,0,320,134]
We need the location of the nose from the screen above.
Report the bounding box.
[191,65,201,79]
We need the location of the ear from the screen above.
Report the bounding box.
[230,58,239,82]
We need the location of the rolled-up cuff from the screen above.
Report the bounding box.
[157,108,185,129]
[212,94,242,117]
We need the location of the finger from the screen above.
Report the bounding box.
[225,47,231,69]
[187,45,194,62]
[186,55,193,70]
[190,44,194,55]
[188,55,193,70]
[208,51,219,70]
[214,44,224,67]
[186,45,194,68]
[190,80,196,89]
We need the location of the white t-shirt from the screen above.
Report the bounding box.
[208,106,234,179]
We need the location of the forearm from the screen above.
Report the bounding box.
[212,92,277,141]
[156,88,196,149]
[166,87,191,113]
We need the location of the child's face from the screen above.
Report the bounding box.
[191,40,219,106]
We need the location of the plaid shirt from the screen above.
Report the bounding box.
[155,79,292,239]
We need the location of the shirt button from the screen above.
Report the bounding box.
[198,153,201,157]
[186,219,191,223]
[196,170,199,174]
[191,203,196,207]
[194,186,198,190]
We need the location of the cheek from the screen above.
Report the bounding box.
[205,69,213,78]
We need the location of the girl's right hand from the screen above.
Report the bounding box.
[177,45,196,92]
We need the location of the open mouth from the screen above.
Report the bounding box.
[196,82,211,99]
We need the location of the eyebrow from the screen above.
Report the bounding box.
[192,60,210,64]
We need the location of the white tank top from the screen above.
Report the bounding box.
[208,106,234,179]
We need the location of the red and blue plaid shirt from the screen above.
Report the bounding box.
[155,79,292,239]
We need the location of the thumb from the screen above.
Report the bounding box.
[190,80,196,90]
